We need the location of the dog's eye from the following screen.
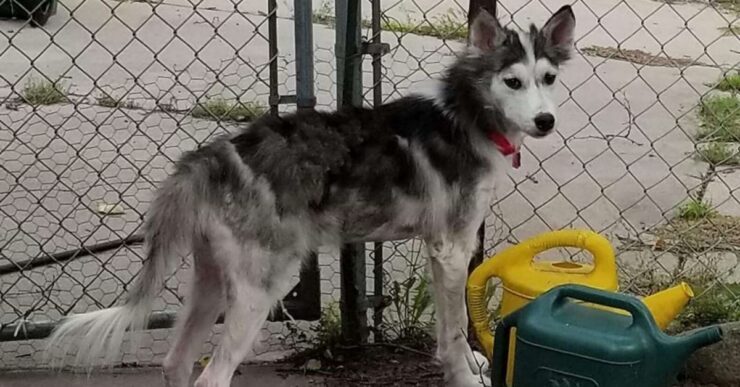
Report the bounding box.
[544,73,557,85]
[504,78,522,90]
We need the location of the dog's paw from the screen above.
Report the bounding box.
[468,351,489,376]
[447,372,491,387]
[477,374,492,387]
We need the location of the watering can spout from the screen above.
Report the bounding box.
[642,282,694,330]
[669,325,723,362]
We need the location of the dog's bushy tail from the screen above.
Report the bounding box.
[46,175,196,368]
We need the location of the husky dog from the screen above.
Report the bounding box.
[46,5,575,387]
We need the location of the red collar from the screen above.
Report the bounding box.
[487,131,521,168]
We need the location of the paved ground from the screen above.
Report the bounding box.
[0,356,722,387]
[0,364,324,387]
[1,0,739,376]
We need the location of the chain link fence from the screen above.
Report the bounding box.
[1,0,739,371]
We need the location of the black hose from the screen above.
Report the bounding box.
[0,234,144,276]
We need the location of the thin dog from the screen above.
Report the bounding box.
[46,6,576,387]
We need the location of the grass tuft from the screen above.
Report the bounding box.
[380,9,467,41]
[22,78,67,105]
[314,303,342,348]
[678,198,717,220]
[677,283,740,330]
[715,0,740,14]
[191,98,266,122]
[312,1,336,27]
[696,95,740,141]
[713,72,740,93]
[697,142,740,165]
[312,5,467,41]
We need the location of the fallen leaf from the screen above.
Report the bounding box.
[304,359,321,371]
[653,237,667,251]
[97,202,125,215]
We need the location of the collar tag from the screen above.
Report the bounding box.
[512,152,521,168]
[487,132,521,169]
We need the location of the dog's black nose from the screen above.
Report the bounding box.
[534,113,555,132]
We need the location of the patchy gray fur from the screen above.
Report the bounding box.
[45,6,576,387]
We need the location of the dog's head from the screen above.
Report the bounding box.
[468,6,575,139]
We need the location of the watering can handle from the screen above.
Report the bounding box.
[467,230,616,358]
[524,229,616,279]
[551,284,655,328]
[490,285,655,386]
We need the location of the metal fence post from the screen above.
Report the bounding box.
[268,0,279,116]
[369,0,385,343]
[335,0,363,108]
[294,0,316,112]
[336,0,368,345]
[292,0,322,323]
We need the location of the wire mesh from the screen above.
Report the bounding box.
[1,0,739,370]
[362,0,740,341]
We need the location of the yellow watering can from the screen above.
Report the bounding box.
[467,229,694,384]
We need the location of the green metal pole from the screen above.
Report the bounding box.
[336,0,363,108]
[336,0,368,345]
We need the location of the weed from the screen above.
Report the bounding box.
[697,142,740,165]
[312,5,466,40]
[381,9,467,41]
[678,198,717,220]
[677,283,740,330]
[312,1,336,27]
[191,98,266,122]
[22,78,67,105]
[696,95,740,141]
[314,302,342,348]
[388,274,434,344]
[312,1,373,30]
[713,72,740,93]
[715,0,740,14]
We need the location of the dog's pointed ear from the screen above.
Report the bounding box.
[541,5,576,52]
[469,10,504,53]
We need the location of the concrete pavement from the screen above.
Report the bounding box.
[0,364,323,387]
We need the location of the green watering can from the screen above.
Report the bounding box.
[491,284,723,387]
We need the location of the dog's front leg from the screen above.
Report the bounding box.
[426,236,490,387]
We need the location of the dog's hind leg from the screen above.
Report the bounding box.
[194,237,302,387]
[426,235,490,387]
[163,236,226,387]
[427,243,450,363]
[194,279,272,387]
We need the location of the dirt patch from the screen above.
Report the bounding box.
[652,215,740,252]
[279,343,445,386]
[618,215,740,262]
[683,327,740,386]
[581,46,706,67]
[278,342,721,386]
